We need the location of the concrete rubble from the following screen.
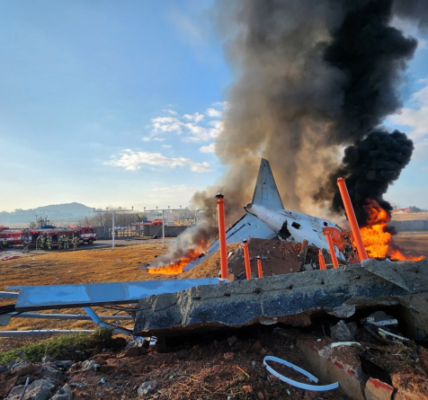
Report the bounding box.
[134,259,428,341]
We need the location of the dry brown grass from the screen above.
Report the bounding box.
[0,243,170,334]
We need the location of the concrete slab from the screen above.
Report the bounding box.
[134,259,428,339]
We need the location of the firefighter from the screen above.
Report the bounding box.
[47,236,52,250]
[2,237,7,249]
[73,236,78,250]
[41,234,46,250]
[36,235,41,250]
[58,235,63,250]
[64,235,69,250]
[22,238,29,253]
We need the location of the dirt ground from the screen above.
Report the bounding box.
[392,232,428,258]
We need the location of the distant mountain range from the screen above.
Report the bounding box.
[0,202,94,225]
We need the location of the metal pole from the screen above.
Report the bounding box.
[242,240,252,280]
[257,256,263,278]
[112,211,115,250]
[319,249,326,270]
[325,232,340,268]
[337,178,369,261]
[162,209,165,248]
[215,193,228,279]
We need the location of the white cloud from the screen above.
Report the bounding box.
[151,116,183,135]
[389,83,428,141]
[162,144,172,149]
[165,109,178,115]
[110,150,210,172]
[183,112,204,123]
[206,108,222,118]
[147,105,224,142]
[200,143,215,153]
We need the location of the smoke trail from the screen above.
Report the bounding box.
[191,0,425,220]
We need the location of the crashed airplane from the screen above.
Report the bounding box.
[185,158,353,271]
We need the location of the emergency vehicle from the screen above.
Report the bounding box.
[0,227,25,248]
[0,226,97,248]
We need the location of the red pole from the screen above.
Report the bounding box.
[242,240,252,280]
[215,193,228,279]
[325,232,340,269]
[337,178,369,261]
[319,249,327,270]
[257,256,263,278]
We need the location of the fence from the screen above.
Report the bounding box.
[389,219,428,232]
[93,225,188,240]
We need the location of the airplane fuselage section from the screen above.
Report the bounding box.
[247,204,345,260]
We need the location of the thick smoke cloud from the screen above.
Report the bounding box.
[316,130,414,226]
[156,0,428,268]
[190,0,425,225]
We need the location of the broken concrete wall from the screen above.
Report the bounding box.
[134,259,428,340]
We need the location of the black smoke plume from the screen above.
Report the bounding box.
[317,130,414,226]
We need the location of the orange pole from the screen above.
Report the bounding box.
[325,232,340,268]
[318,249,326,270]
[242,240,252,280]
[257,256,263,278]
[215,193,228,279]
[337,178,369,261]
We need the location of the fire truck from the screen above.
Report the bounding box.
[0,226,97,248]
[0,227,25,248]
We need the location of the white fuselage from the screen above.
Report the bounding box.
[247,204,345,260]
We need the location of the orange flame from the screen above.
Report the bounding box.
[147,241,208,275]
[360,200,423,261]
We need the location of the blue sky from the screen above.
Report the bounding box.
[0,1,427,212]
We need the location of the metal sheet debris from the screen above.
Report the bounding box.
[0,330,96,338]
[9,278,223,311]
[0,291,18,299]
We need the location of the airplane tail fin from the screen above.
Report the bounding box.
[251,159,284,209]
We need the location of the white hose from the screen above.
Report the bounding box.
[263,356,339,391]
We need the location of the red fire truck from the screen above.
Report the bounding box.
[0,227,25,248]
[0,226,97,248]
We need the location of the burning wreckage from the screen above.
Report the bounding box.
[1,159,428,397]
[1,159,427,337]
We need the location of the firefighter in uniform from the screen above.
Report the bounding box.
[41,234,46,250]
[36,235,41,250]
[73,236,78,250]
[2,238,7,249]
[64,235,69,250]
[22,238,29,253]
[58,236,63,250]
[47,236,52,250]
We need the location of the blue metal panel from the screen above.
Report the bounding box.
[9,278,223,311]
